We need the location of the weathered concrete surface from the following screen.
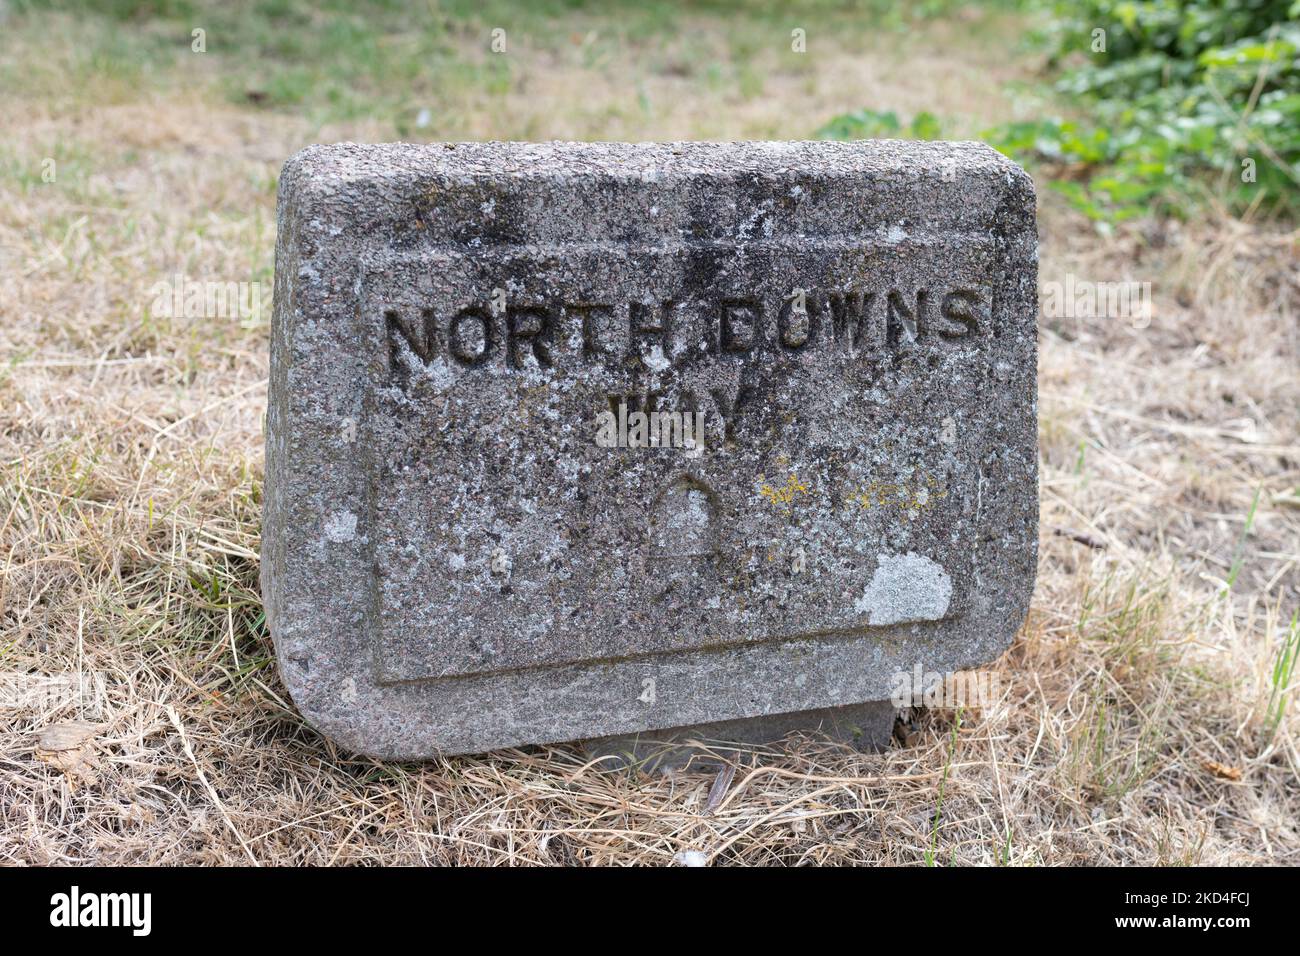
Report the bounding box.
[583,700,899,773]
[262,141,1038,759]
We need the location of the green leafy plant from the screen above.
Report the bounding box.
[1005,0,1300,220]
[1265,612,1299,741]
[815,108,945,141]
[818,1,1300,222]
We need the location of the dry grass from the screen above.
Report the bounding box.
[1,5,1297,865]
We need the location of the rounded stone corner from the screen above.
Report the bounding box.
[993,153,1038,214]
[274,654,400,760]
[279,142,341,178]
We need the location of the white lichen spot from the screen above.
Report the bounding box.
[324,510,357,543]
[424,356,454,390]
[448,552,466,571]
[854,551,952,625]
[884,224,907,244]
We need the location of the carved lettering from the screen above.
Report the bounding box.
[718,299,760,355]
[628,300,672,369]
[382,285,989,384]
[448,306,493,366]
[506,304,553,369]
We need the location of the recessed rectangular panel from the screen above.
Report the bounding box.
[366,240,996,682]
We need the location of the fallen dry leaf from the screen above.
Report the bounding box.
[35,721,101,790]
[37,721,99,752]
[1200,760,1243,781]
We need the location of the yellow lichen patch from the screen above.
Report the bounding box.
[851,473,948,513]
[759,473,810,509]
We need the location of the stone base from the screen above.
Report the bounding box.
[580,700,899,773]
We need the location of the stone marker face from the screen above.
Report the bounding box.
[262,141,1038,758]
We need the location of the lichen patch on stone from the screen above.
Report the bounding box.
[323,510,357,543]
[854,551,953,625]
